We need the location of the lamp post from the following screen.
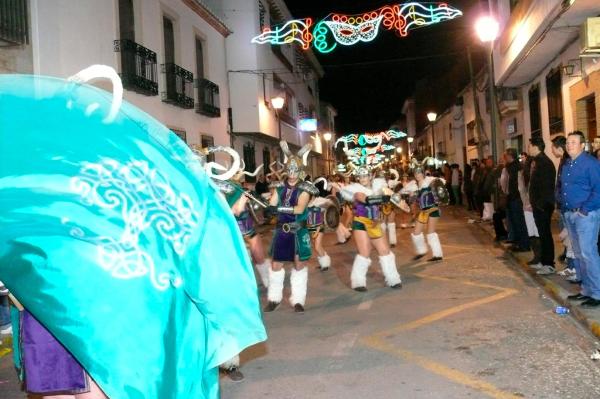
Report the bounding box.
[427,112,437,160]
[475,16,500,163]
[407,136,414,160]
[323,132,332,175]
[271,96,285,160]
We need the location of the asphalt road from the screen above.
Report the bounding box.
[223,208,600,399]
[2,208,600,398]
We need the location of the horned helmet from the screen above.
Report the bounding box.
[190,144,263,181]
[280,140,311,180]
[410,157,434,176]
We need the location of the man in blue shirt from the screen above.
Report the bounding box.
[562,131,600,308]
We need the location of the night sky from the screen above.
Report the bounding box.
[284,0,489,134]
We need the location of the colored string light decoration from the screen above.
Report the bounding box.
[252,3,462,54]
[335,129,407,148]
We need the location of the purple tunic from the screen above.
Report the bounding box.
[353,202,381,220]
[20,310,89,394]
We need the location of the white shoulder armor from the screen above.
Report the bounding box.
[400,180,418,194]
[371,177,388,195]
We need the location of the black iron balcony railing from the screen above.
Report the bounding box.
[162,62,194,109]
[114,39,159,96]
[0,0,29,45]
[196,78,220,117]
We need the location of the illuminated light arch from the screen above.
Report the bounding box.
[251,2,462,54]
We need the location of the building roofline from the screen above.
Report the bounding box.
[183,0,233,37]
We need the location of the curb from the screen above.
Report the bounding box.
[456,207,600,341]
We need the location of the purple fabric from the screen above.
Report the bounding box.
[353,202,380,220]
[272,183,301,261]
[237,214,255,236]
[20,310,89,394]
[272,229,296,261]
[307,207,324,227]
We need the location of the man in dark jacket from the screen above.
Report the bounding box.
[505,148,530,252]
[528,136,557,275]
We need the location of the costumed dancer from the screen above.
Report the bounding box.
[194,149,270,382]
[400,158,447,262]
[264,141,318,313]
[381,169,400,247]
[206,151,271,290]
[0,66,266,399]
[306,177,334,271]
[340,166,402,292]
[331,169,353,244]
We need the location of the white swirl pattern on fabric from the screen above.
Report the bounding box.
[70,159,199,290]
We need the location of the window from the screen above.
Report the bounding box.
[262,147,271,175]
[115,0,159,96]
[273,74,295,125]
[243,142,257,183]
[118,0,135,41]
[171,128,186,143]
[528,84,541,137]
[195,37,204,80]
[0,0,29,45]
[163,16,176,96]
[201,134,215,162]
[161,16,194,109]
[546,68,564,134]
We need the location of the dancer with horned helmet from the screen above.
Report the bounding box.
[306,177,337,271]
[381,168,401,247]
[193,145,271,382]
[264,141,318,313]
[399,158,448,262]
[193,145,271,291]
[340,165,402,292]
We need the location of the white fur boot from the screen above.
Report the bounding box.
[255,259,271,288]
[426,232,443,260]
[387,222,397,247]
[267,268,285,304]
[290,267,308,308]
[411,233,428,257]
[379,252,402,288]
[317,253,331,271]
[350,255,372,291]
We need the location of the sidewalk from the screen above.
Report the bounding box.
[458,206,600,340]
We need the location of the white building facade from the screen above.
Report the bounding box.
[4,0,232,156]
[427,0,600,168]
[215,0,326,179]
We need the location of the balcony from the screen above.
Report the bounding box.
[196,78,220,117]
[114,39,159,96]
[161,63,194,109]
[0,0,29,46]
[498,87,520,116]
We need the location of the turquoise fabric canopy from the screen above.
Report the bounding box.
[0,73,266,398]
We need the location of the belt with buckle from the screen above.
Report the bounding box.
[277,221,307,233]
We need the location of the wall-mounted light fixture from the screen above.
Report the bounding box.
[562,58,583,77]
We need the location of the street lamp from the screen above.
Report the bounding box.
[323,132,332,175]
[427,112,437,160]
[271,96,285,160]
[476,16,500,163]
